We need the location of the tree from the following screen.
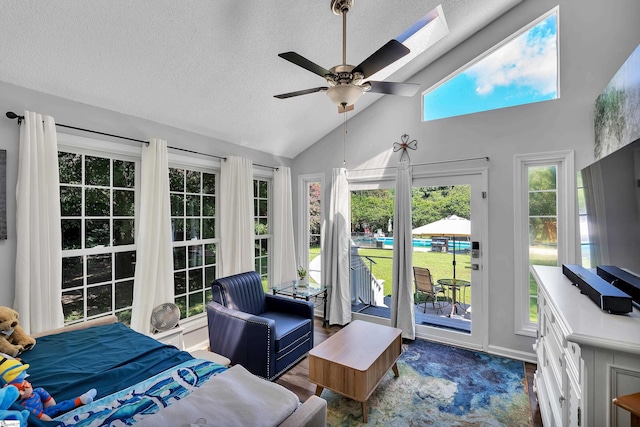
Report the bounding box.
[350,186,471,234]
[351,190,394,233]
[528,166,557,244]
[411,186,470,228]
[309,183,321,235]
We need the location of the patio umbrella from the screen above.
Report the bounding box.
[412,215,471,278]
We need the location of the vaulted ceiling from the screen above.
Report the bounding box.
[0,0,522,158]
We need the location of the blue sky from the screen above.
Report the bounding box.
[423,13,558,121]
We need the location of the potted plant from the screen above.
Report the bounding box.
[297,266,307,287]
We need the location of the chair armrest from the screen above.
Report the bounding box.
[265,294,314,319]
[279,395,327,427]
[206,302,275,378]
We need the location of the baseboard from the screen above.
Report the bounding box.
[486,344,536,364]
[333,313,538,364]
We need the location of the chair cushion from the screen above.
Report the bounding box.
[261,311,312,353]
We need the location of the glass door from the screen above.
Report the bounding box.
[412,170,486,350]
[349,168,487,350]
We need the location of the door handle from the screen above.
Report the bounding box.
[465,264,479,270]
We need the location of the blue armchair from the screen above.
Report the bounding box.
[206,271,314,380]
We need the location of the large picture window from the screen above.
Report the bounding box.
[514,151,574,336]
[170,167,217,320]
[60,151,137,325]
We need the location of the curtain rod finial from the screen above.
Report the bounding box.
[6,111,24,125]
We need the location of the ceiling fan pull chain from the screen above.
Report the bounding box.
[343,108,348,165]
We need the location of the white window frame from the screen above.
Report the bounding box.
[168,153,220,329]
[253,169,273,287]
[298,173,325,281]
[58,133,141,325]
[513,150,575,336]
[422,6,560,122]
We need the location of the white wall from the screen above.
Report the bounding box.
[0,82,292,310]
[291,0,640,356]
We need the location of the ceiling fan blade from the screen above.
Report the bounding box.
[278,52,333,78]
[274,87,328,99]
[367,81,420,97]
[353,39,410,79]
[338,104,355,114]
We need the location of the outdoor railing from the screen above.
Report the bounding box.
[350,245,389,307]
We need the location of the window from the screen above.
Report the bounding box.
[367,5,449,83]
[423,8,558,121]
[299,174,324,286]
[254,177,271,289]
[60,151,137,325]
[527,165,558,321]
[170,167,217,321]
[514,151,574,335]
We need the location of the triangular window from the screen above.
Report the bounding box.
[423,8,559,121]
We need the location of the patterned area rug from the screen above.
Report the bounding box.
[324,339,533,426]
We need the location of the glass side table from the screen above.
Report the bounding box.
[271,281,328,327]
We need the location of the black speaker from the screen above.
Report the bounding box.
[597,265,640,307]
[562,264,633,314]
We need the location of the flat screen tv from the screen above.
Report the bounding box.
[579,137,640,276]
[580,42,640,276]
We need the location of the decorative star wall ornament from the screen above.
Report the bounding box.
[393,134,418,162]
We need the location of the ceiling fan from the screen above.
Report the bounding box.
[274,0,420,113]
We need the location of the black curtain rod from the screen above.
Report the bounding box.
[5,111,278,170]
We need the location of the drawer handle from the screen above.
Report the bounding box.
[559,357,563,367]
[572,345,576,354]
[559,395,565,407]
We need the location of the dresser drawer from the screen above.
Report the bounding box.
[537,360,563,426]
[543,312,564,382]
[565,340,581,382]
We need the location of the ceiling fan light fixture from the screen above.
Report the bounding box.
[326,84,363,108]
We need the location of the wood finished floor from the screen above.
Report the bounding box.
[276,319,543,426]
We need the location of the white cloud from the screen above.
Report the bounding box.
[467,23,557,97]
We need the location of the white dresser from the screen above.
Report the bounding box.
[532,265,640,427]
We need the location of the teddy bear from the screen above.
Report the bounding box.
[0,357,96,421]
[0,307,36,357]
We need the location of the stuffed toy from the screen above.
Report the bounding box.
[0,307,36,357]
[0,357,96,421]
[0,386,29,427]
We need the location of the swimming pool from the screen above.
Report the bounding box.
[376,237,470,251]
[352,235,470,251]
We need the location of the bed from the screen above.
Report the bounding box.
[14,316,326,427]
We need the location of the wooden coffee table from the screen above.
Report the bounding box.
[308,320,402,422]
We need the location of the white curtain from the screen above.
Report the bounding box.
[14,110,64,334]
[220,156,254,276]
[390,160,415,339]
[130,139,175,334]
[326,168,351,325]
[272,167,297,286]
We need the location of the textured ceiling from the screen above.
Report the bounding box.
[0,0,522,158]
